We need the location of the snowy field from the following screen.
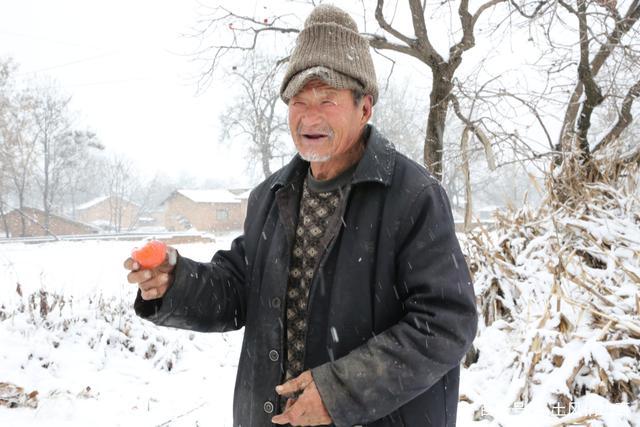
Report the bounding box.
[0,235,242,427]
[1,233,638,426]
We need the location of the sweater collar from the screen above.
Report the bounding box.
[270,125,395,191]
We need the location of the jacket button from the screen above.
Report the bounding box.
[263,400,274,414]
[268,349,279,362]
[271,297,281,308]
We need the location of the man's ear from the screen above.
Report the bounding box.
[360,94,373,125]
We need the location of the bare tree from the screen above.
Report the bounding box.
[104,155,139,233]
[30,87,72,230]
[60,131,105,218]
[18,82,105,230]
[489,0,640,200]
[219,53,290,178]
[0,88,39,236]
[0,58,14,236]
[1,67,106,235]
[554,0,640,160]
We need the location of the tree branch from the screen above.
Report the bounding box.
[593,78,640,152]
[374,0,415,46]
[557,0,640,150]
[364,33,426,61]
[508,0,549,18]
[408,0,429,43]
[450,93,497,170]
[372,49,397,92]
[451,0,506,64]
[407,0,444,66]
[474,0,507,24]
[590,0,640,75]
[575,0,604,158]
[557,0,578,15]
[486,88,555,150]
[193,7,300,90]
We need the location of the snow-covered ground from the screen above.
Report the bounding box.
[0,235,242,427]
[1,230,638,426]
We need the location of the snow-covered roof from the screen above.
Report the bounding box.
[76,196,109,210]
[176,189,241,204]
[76,195,138,210]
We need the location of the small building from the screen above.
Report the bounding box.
[0,207,98,238]
[75,195,140,232]
[162,189,248,232]
[134,207,166,232]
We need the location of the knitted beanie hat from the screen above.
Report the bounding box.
[280,4,378,105]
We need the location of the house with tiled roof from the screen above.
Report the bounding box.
[0,207,98,238]
[75,195,140,232]
[162,189,249,232]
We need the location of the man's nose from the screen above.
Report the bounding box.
[300,106,323,126]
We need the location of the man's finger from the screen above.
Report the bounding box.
[287,403,306,425]
[123,257,139,271]
[275,372,312,396]
[138,274,171,300]
[271,412,288,424]
[141,287,161,300]
[271,400,305,425]
[138,273,170,292]
[127,269,153,284]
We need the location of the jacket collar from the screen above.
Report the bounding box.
[270,125,395,191]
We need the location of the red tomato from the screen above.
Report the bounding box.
[131,240,167,269]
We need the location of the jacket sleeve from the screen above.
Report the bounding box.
[134,235,248,333]
[311,183,478,426]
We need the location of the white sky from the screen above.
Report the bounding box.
[1,0,256,187]
[1,0,565,191]
[0,0,448,188]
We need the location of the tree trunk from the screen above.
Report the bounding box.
[43,134,51,231]
[18,194,26,237]
[43,172,50,231]
[115,197,122,233]
[557,83,583,157]
[0,201,9,238]
[460,127,473,232]
[424,72,453,182]
[261,148,272,178]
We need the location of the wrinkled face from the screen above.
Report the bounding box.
[288,80,371,163]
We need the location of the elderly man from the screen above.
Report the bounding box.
[126,4,477,427]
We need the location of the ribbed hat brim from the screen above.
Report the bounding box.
[281,66,364,103]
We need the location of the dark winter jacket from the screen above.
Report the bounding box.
[135,125,478,427]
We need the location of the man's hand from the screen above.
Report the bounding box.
[272,371,332,426]
[124,245,177,300]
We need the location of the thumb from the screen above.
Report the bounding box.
[157,246,178,273]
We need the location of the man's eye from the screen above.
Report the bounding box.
[322,100,336,106]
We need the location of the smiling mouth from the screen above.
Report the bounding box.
[302,133,329,140]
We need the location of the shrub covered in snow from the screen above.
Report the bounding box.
[460,175,640,426]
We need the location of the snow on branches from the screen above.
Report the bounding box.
[461,168,640,425]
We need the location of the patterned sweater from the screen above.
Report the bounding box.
[284,164,355,382]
